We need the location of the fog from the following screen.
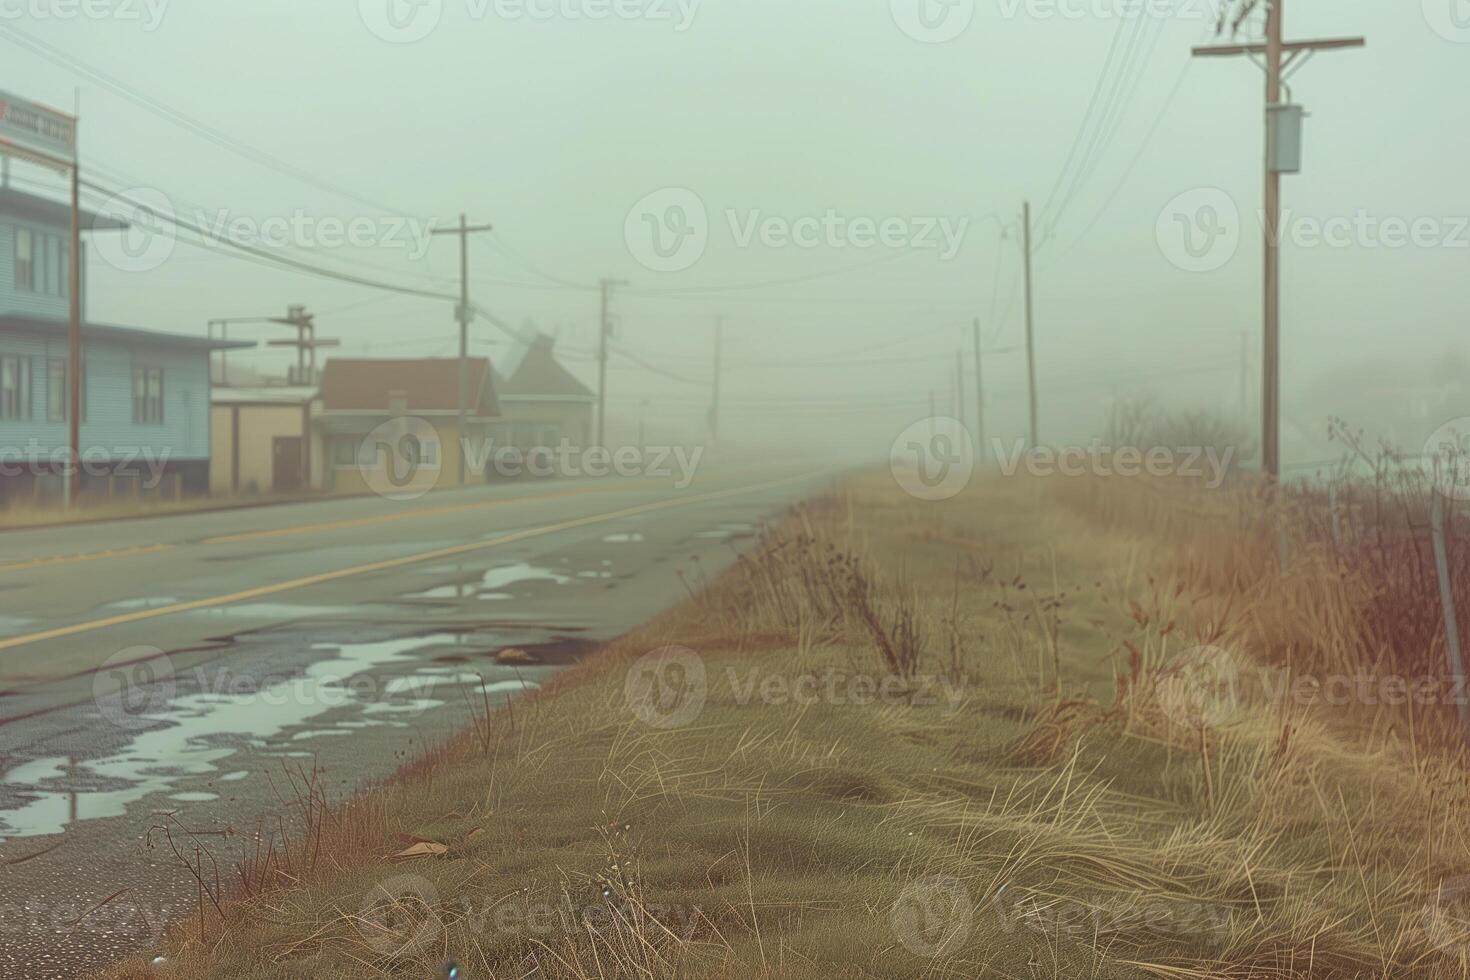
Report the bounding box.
[3,0,1464,467]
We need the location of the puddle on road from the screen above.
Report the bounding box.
[0,633,543,840]
[406,562,574,601]
[695,522,758,542]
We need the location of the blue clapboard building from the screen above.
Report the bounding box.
[0,184,247,501]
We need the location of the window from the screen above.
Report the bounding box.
[15,228,33,292]
[332,438,358,467]
[45,235,63,297]
[14,229,67,297]
[47,358,86,422]
[132,366,164,424]
[1,356,32,420]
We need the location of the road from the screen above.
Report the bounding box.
[0,461,829,977]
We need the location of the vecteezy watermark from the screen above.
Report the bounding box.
[359,417,444,502]
[892,876,1233,957]
[357,0,700,43]
[447,894,702,939]
[1423,0,1470,43]
[358,876,445,957]
[464,440,705,489]
[1157,188,1470,273]
[93,646,175,732]
[0,444,172,487]
[624,650,969,729]
[623,188,973,273]
[890,417,975,502]
[0,894,173,940]
[890,0,974,43]
[992,440,1237,489]
[355,419,706,502]
[90,649,460,731]
[624,646,707,729]
[1423,417,1470,502]
[1258,671,1470,711]
[993,0,1216,22]
[1156,645,1243,731]
[1156,187,1242,273]
[89,187,438,274]
[0,0,169,31]
[891,876,973,956]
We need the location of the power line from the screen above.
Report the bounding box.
[0,24,412,219]
[80,178,457,301]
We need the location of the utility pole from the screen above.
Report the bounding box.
[972,318,986,466]
[1236,328,1250,424]
[266,307,339,385]
[430,215,493,483]
[66,128,81,506]
[597,277,630,449]
[1021,201,1039,449]
[1194,2,1363,478]
[710,316,723,444]
[954,349,965,431]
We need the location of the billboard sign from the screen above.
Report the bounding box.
[0,90,77,166]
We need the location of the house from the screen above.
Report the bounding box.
[0,186,249,503]
[492,333,595,449]
[210,385,322,495]
[315,357,501,495]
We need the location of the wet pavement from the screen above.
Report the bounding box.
[0,467,824,977]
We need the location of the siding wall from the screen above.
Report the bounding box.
[0,330,211,462]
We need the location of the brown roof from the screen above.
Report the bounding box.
[497,336,594,400]
[320,358,500,416]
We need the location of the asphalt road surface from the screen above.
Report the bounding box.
[0,461,830,978]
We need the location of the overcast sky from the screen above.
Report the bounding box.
[1,0,1464,460]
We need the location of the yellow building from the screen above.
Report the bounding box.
[209,386,322,496]
[314,358,502,497]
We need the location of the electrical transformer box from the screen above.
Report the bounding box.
[1267,103,1305,174]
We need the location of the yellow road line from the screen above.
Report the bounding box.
[200,484,611,546]
[0,472,818,655]
[0,544,176,574]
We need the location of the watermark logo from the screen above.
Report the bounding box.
[93,646,174,731]
[357,875,444,956]
[1156,645,1242,730]
[624,189,973,272]
[625,187,709,273]
[0,0,170,30]
[891,876,973,956]
[1423,417,1470,502]
[891,417,974,501]
[1424,0,1470,42]
[92,187,177,274]
[1157,187,1240,273]
[359,0,444,42]
[361,416,444,501]
[992,439,1237,488]
[624,646,707,729]
[891,0,974,43]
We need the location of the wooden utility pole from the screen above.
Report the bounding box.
[430,215,493,483]
[596,277,629,449]
[1021,201,1038,449]
[954,349,965,431]
[66,135,81,505]
[1194,3,1363,478]
[710,316,723,443]
[972,318,986,466]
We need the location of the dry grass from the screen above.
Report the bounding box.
[93,471,1470,979]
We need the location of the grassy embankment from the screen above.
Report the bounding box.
[102,469,1470,979]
